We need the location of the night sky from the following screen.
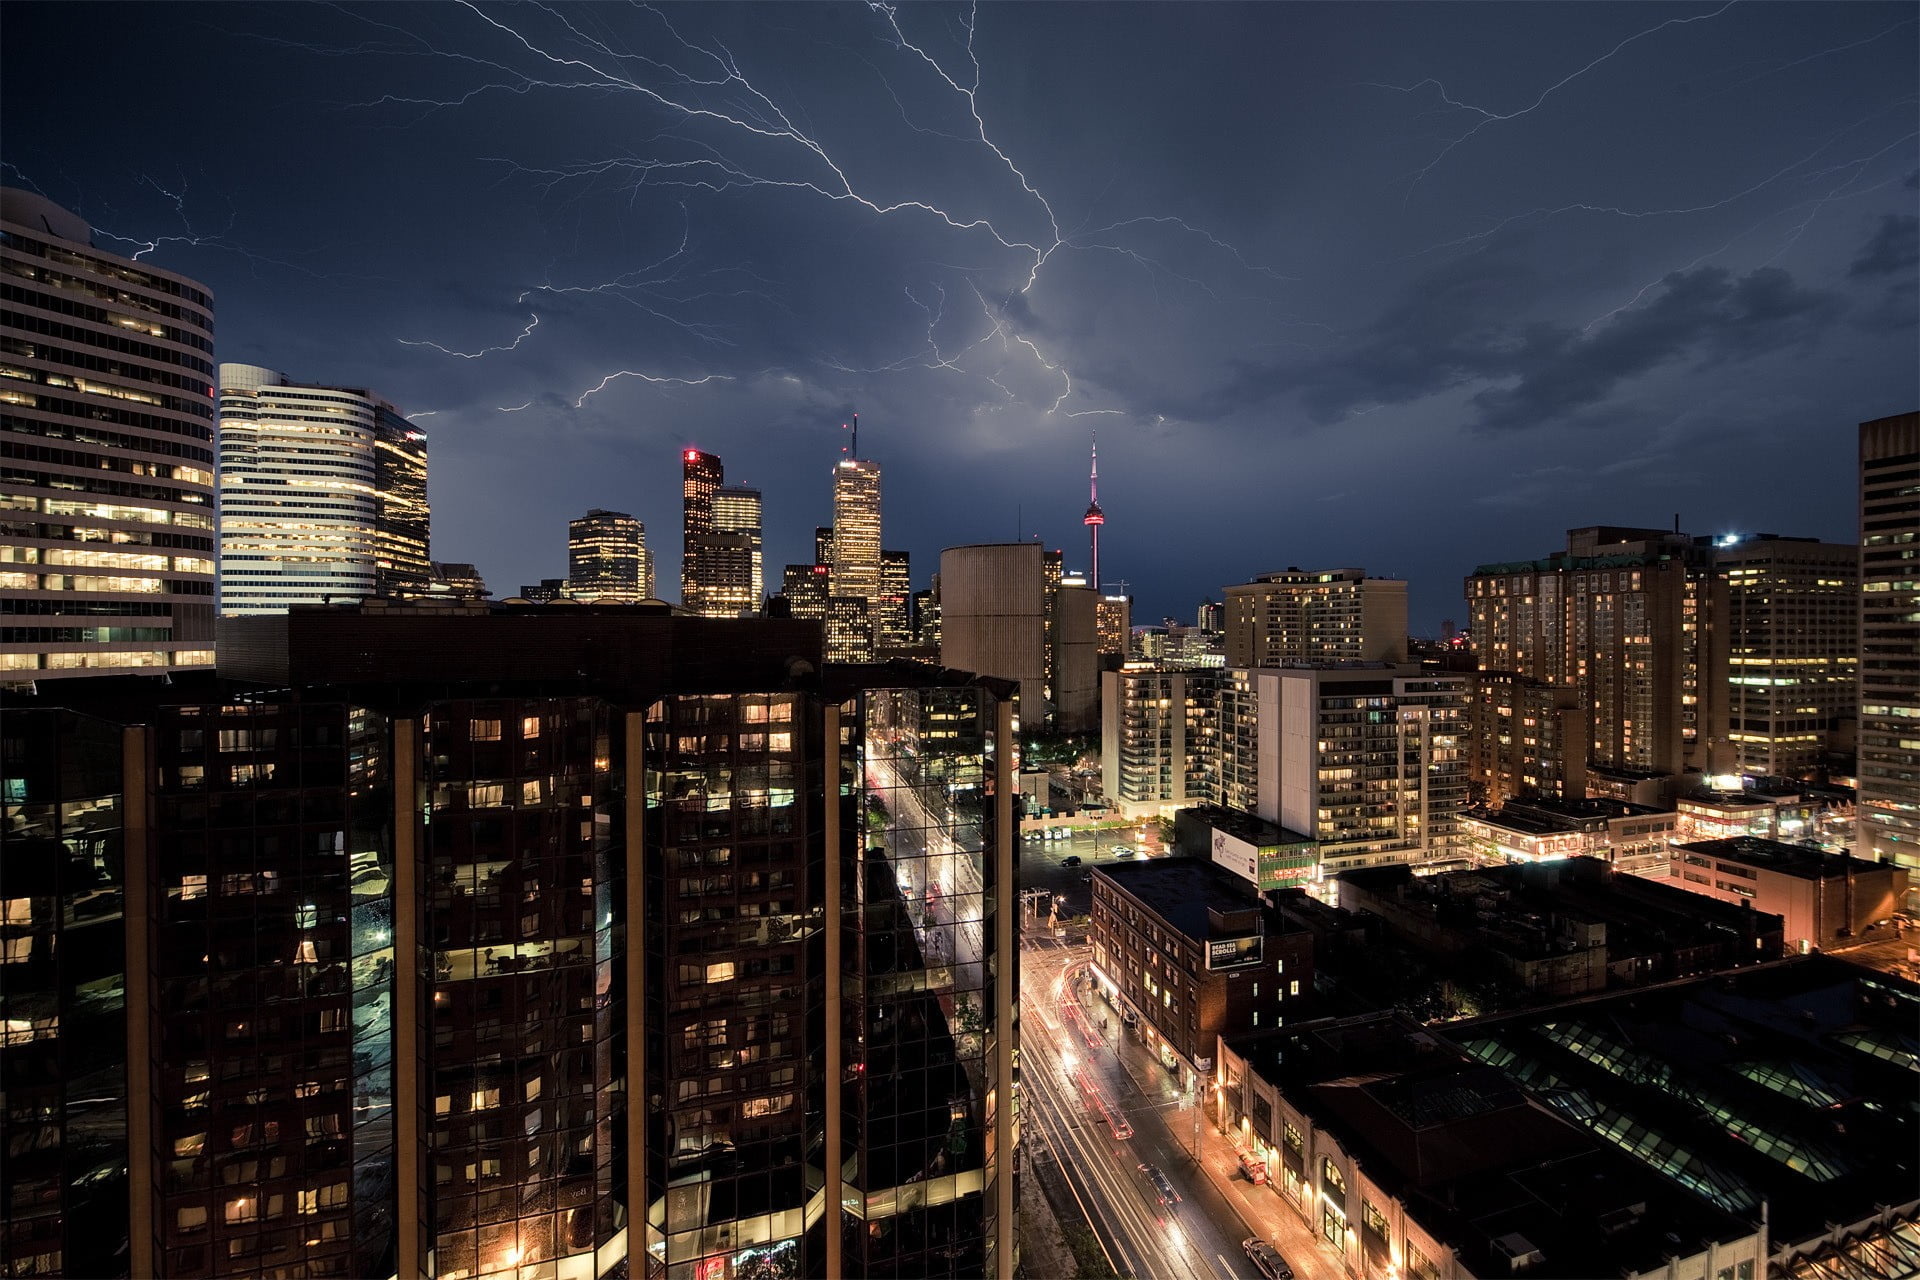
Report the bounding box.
[4,2,1914,630]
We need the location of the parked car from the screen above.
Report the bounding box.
[1243,1238,1294,1280]
[1063,855,1082,867]
[1238,1152,1268,1184]
[1137,1163,1180,1210]
[1108,845,1133,857]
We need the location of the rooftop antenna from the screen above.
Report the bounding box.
[850,411,859,460]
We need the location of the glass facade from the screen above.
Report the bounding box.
[0,708,131,1278]
[421,697,625,1280]
[149,697,394,1278]
[847,684,1009,1279]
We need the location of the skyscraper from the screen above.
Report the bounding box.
[1715,534,1857,778]
[875,547,912,653]
[679,447,723,610]
[217,364,431,614]
[1859,411,1920,868]
[568,508,648,601]
[0,188,217,681]
[712,483,763,610]
[1,604,1019,1280]
[825,421,883,660]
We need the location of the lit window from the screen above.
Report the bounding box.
[470,719,502,741]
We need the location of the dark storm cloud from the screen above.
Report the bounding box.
[2,1,1914,629]
[1849,213,1919,277]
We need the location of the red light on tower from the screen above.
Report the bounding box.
[685,449,698,461]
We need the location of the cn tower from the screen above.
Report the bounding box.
[1083,432,1104,590]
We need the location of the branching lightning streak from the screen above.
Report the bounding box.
[573,371,733,408]
[1703,16,1917,99]
[400,310,540,359]
[1376,0,1740,189]
[1401,100,1918,259]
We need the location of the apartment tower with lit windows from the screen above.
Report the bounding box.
[0,603,1019,1280]
[1859,412,1920,869]
[0,188,218,680]
[1714,534,1857,779]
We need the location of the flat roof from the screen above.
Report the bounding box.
[1092,857,1267,941]
[1177,804,1314,848]
[1678,836,1898,881]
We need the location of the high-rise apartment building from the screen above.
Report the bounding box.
[679,447,722,611]
[0,188,218,680]
[1223,568,1408,667]
[1,603,1020,1280]
[1216,665,1468,877]
[430,561,489,600]
[1859,411,1920,869]
[217,364,430,614]
[1100,664,1219,817]
[567,508,649,601]
[1094,591,1131,659]
[1466,527,1728,796]
[1716,534,1857,778]
[1467,669,1589,808]
[828,458,882,659]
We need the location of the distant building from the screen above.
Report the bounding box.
[828,456,882,658]
[781,561,831,621]
[1095,591,1132,659]
[1675,780,1820,844]
[429,560,490,600]
[1458,795,1677,877]
[515,577,573,602]
[914,584,940,649]
[1466,526,1729,794]
[711,483,763,606]
[940,542,1096,732]
[1671,836,1908,951]
[1716,533,1857,778]
[0,188,218,682]
[874,548,912,653]
[1089,858,1314,1085]
[1224,568,1408,667]
[218,364,432,615]
[1196,599,1223,632]
[1859,411,1920,871]
[1101,665,1218,817]
[679,446,722,611]
[1217,665,1469,877]
[1334,858,1783,996]
[567,508,648,601]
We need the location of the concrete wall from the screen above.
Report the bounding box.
[941,544,1047,728]
[1053,583,1099,733]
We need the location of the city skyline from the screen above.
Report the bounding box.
[3,3,1912,626]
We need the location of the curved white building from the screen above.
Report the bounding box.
[217,364,426,614]
[0,188,219,680]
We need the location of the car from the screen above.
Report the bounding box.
[1243,1238,1294,1280]
[1063,855,1082,868]
[1137,1163,1180,1209]
[1107,845,1133,858]
[1120,1008,1138,1027]
[1238,1151,1268,1184]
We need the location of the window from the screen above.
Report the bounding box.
[742,1094,794,1118]
[1363,1199,1389,1241]
[520,715,541,738]
[470,719,502,741]
[521,779,543,805]
[706,961,736,984]
[470,783,505,807]
[177,1206,208,1233]
[470,1087,501,1110]
[224,1197,258,1225]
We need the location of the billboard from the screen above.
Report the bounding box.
[1207,936,1264,970]
[1210,828,1260,885]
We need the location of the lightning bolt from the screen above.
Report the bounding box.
[572,370,733,408]
[1375,0,1741,190]
[399,309,541,359]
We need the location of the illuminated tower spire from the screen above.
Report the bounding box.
[1083,431,1105,590]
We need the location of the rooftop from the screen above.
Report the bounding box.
[1177,803,1314,849]
[1679,836,1896,881]
[1092,856,1273,942]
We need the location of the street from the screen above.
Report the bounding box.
[1019,831,1347,1280]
